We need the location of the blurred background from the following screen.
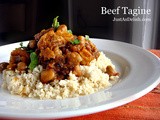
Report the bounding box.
[0,0,159,48]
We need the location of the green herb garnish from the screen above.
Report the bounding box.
[67,29,72,34]
[16,42,27,50]
[20,42,23,48]
[28,52,38,71]
[70,39,80,45]
[27,50,34,53]
[52,16,60,29]
[19,42,27,49]
[85,35,89,40]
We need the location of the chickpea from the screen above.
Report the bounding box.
[0,62,9,73]
[17,62,27,71]
[28,40,37,49]
[106,66,119,77]
[74,52,83,63]
[72,65,82,77]
[77,36,85,41]
[77,36,85,45]
[67,52,82,65]
[79,48,93,65]
[40,69,56,83]
[53,47,62,57]
[56,24,67,34]
[70,44,82,52]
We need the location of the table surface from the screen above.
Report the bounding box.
[0,50,160,120]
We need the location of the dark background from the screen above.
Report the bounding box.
[0,0,67,45]
[0,0,159,48]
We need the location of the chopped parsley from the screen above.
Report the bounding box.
[67,29,72,34]
[52,16,60,29]
[28,52,38,71]
[20,42,23,48]
[19,42,27,49]
[27,49,34,53]
[85,35,89,40]
[70,39,80,45]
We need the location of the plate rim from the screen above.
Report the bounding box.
[0,38,160,119]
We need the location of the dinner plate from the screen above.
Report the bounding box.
[0,38,160,119]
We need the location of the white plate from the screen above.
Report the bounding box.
[0,38,160,119]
